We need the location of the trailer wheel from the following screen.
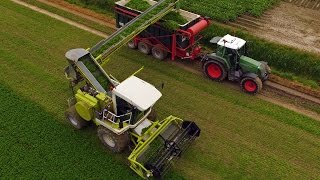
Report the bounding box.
[138,40,151,54]
[127,40,137,49]
[152,45,167,60]
[97,126,129,153]
[240,77,262,95]
[65,106,88,130]
[203,60,227,81]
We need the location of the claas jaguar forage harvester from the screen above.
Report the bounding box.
[63,0,200,179]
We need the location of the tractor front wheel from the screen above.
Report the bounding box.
[65,106,88,129]
[138,40,151,54]
[240,77,262,94]
[203,60,227,81]
[97,126,129,153]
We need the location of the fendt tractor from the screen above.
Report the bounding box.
[64,0,200,179]
[202,35,271,94]
[115,0,271,94]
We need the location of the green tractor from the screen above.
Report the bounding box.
[202,34,271,94]
[64,48,200,179]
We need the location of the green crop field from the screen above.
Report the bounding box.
[65,0,280,21]
[180,0,280,21]
[1,0,320,179]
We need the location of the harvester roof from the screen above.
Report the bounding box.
[217,34,246,50]
[112,76,162,111]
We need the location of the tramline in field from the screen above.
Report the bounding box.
[115,0,271,94]
[64,0,200,179]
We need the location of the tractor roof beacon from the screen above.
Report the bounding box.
[203,34,271,94]
[64,0,201,179]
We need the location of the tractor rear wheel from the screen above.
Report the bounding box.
[65,106,88,129]
[152,45,168,60]
[127,40,137,49]
[203,60,227,81]
[138,40,151,54]
[97,126,129,153]
[240,77,262,94]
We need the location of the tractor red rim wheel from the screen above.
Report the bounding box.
[207,64,222,78]
[244,80,257,92]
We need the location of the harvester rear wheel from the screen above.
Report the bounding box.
[203,60,227,81]
[127,40,137,49]
[138,40,151,54]
[152,45,167,60]
[240,77,262,94]
[97,126,129,153]
[65,106,88,130]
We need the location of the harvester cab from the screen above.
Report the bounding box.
[63,0,201,178]
[203,34,271,94]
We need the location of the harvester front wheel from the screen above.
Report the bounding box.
[152,45,167,60]
[97,126,129,153]
[204,60,227,81]
[65,106,88,130]
[240,77,262,94]
[138,40,151,54]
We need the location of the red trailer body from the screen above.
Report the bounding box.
[115,0,210,60]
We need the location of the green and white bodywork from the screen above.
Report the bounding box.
[203,34,271,94]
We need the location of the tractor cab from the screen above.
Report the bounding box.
[211,34,247,71]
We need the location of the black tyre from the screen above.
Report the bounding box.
[152,45,168,60]
[147,108,157,121]
[65,106,88,129]
[97,126,129,153]
[127,40,137,49]
[138,40,151,54]
[240,76,263,95]
[203,60,227,81]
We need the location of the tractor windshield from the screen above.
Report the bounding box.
[237,43,247,57]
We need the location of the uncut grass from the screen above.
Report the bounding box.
[0,83,137,179]
[1,0,320,179]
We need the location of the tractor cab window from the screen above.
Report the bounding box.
[226,48,238,68]
[237,43,247,56]
[216,45,225,57]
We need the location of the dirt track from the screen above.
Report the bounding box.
[228,2,320,54]
[12,0,320,121]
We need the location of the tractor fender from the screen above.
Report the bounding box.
[242,72,258,79]
[202,54,230,70]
